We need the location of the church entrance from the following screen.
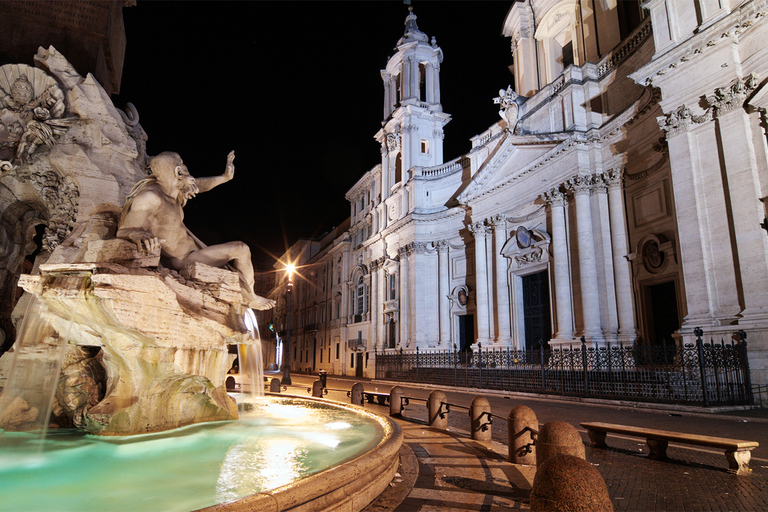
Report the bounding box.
[522,271,551,351]
[645,280,679,346]
[457,314,474,353]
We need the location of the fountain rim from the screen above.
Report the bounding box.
[196,393,403,512]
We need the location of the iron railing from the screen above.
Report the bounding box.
[375,328,752,407]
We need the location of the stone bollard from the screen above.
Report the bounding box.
[389,386,404,417]
[536,421,586,467]
[312,380,323,397]
[530,454,613,512]
[350,382,364,405]
[427,390,448,429]
[469,396,492,441]
[509,405,538,465]
[269,378,281,393]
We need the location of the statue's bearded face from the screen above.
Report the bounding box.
[174,164,199,207]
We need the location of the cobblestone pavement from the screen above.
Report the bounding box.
[276,373,768,511]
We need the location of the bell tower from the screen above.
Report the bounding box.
[376,7,451,199]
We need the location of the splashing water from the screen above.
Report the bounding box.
[242,308,264,397]
[0,274,90,446]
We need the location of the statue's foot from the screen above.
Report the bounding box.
[240,284,275,310]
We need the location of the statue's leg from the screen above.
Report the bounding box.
[183,242,255,290]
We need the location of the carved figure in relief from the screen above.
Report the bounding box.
[0,70,69,164]
[117,150,270,308]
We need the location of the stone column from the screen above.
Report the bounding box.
[410,58,419,101]
[659,105,741,326]
[425,63,434,104]
[542,188,574,342]
[592,176,618,340]
[382,72,391,119]
[491,215,512,346]
[377,264,387,350]
[605,169,637,342]
[433,64,441,105]
[469,222,491,345]
[402,57,411,99]
[437,240,451,345]
[566,176,603,342]
[715,106,768,323]
[398,246,410,347]
[370,259,379,349]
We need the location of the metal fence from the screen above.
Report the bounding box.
[375,328,752,407]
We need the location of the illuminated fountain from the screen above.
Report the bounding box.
[0,48,400,511]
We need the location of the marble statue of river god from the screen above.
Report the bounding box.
[117,150,271,310]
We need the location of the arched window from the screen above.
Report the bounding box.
[534,1,580,85]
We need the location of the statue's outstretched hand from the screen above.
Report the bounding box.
[224,150,235,180]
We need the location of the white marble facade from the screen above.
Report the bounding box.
[274,1,768,387]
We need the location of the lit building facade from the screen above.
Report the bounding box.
[272,1,768,387]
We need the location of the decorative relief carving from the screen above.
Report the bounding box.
[501,227,551,270]
[0,64,74,166]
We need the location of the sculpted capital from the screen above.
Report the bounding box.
[541,187,566,207]
[564,175,593,195]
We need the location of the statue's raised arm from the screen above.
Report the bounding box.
[195,150,235,194]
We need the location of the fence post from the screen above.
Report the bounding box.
[581,336,589,395]
[738,330,752,405]
[478,342,483,389]
[540,340,546,394]
[416,346,419,383]
[453,344,458,387]
[695,327,709,407]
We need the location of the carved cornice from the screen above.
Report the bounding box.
[507,205,546,223]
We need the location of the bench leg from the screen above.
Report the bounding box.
[646,439,668,459]
[587,430,607,448]
[725,449,752,475]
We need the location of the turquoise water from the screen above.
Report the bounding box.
[0,396,384,512]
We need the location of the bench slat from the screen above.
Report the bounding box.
[581,422,758,450]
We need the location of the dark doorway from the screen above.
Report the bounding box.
[522,271,552,351]
[457,314,474,352]
[646,281,679,346]
[355,353,363,377]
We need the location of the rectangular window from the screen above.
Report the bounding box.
[389,275,396,300]
[421,139,429,153]
[350,354,355,367]
[336,343,340,359]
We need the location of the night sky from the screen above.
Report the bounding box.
[115,1,514,270]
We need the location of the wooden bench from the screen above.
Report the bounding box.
[363,391,389,405]
[581,421,759,475]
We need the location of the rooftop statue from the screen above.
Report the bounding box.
[117,150,273,310]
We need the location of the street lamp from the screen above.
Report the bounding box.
[281,263,295,385]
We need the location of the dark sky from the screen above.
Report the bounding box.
[115,1,514,270]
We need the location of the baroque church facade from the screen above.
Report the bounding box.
[268,0,768,389]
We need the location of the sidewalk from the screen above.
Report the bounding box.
[270,373,768,511]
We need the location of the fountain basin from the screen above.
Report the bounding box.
[0,395,402,512]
